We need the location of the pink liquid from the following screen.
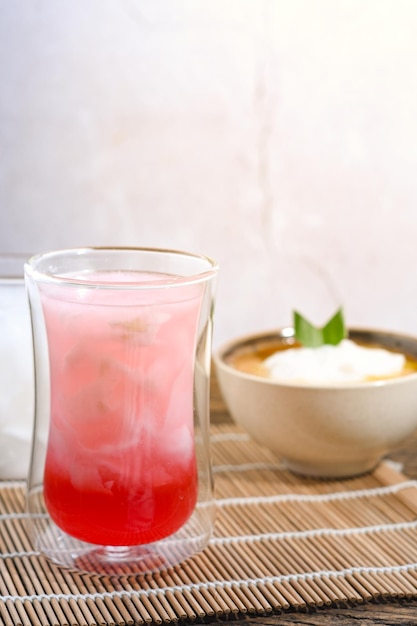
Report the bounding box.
[40,271,202,546]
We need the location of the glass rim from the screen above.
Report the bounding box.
[24,246,219,289]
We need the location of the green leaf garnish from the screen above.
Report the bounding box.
[294,308,347,347]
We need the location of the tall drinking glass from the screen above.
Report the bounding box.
[25,247,218,574]
[0,254,34,479]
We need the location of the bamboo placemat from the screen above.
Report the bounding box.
[2,423,417,625]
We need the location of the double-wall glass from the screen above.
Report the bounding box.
[25,247,218,574]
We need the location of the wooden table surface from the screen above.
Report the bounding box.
[208,370,417,626]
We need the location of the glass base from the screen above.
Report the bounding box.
[32,514,212,576]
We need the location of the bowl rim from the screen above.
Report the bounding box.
[213,326,417,390]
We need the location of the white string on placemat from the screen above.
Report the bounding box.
[1,518,416,562]
[0,480,26,488]
[1,561,417,604]
[211,519,417,545]
[215,480,417,507]
[213,462,285,473]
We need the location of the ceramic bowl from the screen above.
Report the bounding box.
[213,328,417,478]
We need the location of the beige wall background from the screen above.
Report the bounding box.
[1,0,417,346]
